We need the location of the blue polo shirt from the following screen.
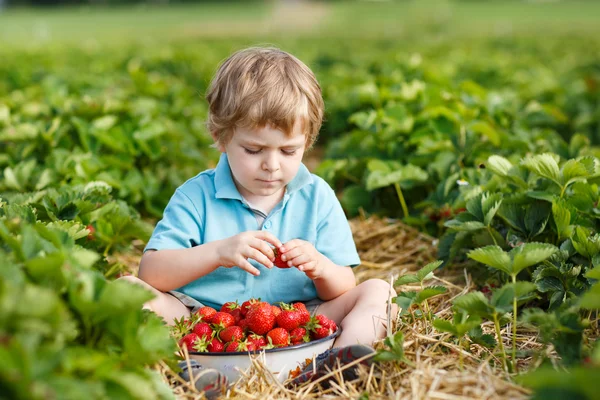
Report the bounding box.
[145,153,361,310]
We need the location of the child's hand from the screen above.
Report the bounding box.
[217,231,282,276]
[279,240,325,280]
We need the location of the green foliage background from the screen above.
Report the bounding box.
[1,1,600,399]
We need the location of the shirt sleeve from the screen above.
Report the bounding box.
[315,186,361,268]
[144,189,203,252]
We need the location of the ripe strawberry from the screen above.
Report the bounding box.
[178,333,200,351]
[292,302,308,312]
[225,341,242,352]
[273,248,290,269]
[276,303,303,331]
[195,306,217,322]
[239,319,249,332]
[267,327,290,347]
[220,301,240,313]
[211,312,235,329]
[229,308,243,325]
[192,322,213,340]
[292,302,311,325]
[220,326,244,343]
[290,327,309,344]
[310,315,336,340]
[246,302,276,335]
[241,298,261,317]
[247,333,267,350]
[271,305,282,318]
[207,338,225,353]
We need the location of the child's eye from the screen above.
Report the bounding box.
[282,149,297,156]
[244,148,261,155]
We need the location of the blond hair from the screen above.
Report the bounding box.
[206,47,324,149]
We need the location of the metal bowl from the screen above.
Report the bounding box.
[189,328,341,383]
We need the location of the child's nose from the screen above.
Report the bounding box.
[262,153,280,172]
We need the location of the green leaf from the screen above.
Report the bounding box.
[393,293,416,314]
[579,284,600,309]
[432,318,458,336]
[586,267,600,280]
[482,193,502,226]
[536,277,564,294]
[415,285,447,303]
[552,200,572,242]
[522,153,561,185]
[511,243,558,275]
[470,121,500,146]
[453,292,493,319]
[491,282,537,312]
[560,159,590,185]
[394,274,420,286]
[468,246,512,276]
[416,260,443,282]
[444,220,486,231]
[487,155,513,177]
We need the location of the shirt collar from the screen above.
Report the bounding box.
[214,153,313,200]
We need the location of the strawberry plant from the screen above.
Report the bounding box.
[0,213,176,399]
[432,311,485,370]
[394,261,447,322]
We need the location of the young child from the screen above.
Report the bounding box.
[121,46,396,393]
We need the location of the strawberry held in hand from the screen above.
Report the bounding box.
[273,247,290,269]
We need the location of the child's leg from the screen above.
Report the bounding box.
[117,275,190,326]
[316,278,397,348]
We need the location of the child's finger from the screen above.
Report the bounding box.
[280,247,302,262]
[297,261,316,272]
[245,246,273,269]
[253,230,282,248]
[287,253,310,267]
[280,239,303,253]
[251,238,276,261]
[237,257,261,276]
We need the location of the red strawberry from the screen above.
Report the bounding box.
[207,338,225,353]
[271,305,282,318]
[276,303,303,331]
[225,341,242,352]
[195,306,217,322]
[247,333,267,350]
[267,327,290,347]
[290,327,308,344]
[273,248,290,268]
[241,298,261,317]
[239,319,249,332]
[292,302,311,325]
[178,333,200,351]
[220,326,244,343]
[229,308,243,325]
[192,322,213,340]
[292,302,307,312]
[246,303,276,335]
[211,312,235,329]
[310,315,335,340]
[220,301,240,313]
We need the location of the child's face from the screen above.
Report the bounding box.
[219,123,307,201]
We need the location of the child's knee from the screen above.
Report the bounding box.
[359,278,396,299]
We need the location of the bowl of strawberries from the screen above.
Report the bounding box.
[173,298,340,383]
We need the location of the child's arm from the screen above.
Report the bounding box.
[139,231,282,292]
[279,240,356,301]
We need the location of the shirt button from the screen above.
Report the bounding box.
[264,221,271,229]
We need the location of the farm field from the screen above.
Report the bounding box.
[1,1,600,399]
